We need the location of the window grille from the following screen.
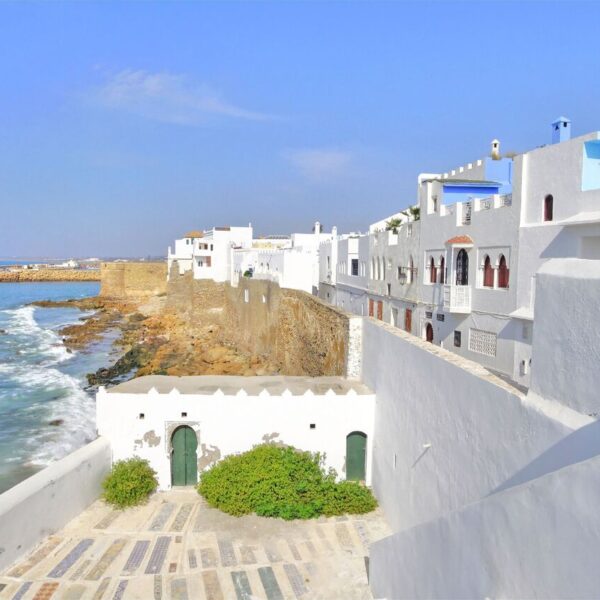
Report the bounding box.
[469,328,497,357]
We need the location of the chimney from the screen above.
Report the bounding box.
[491,139,501,160]
[552,116,571,144]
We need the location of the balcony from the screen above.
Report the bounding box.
[443,284,472,313]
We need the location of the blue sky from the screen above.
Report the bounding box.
[1,1,599,258]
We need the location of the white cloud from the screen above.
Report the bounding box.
[285,148,353,181]
[89,69,274,125]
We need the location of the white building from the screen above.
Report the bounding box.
[319,118,600,390]
[231,222,333,294]
[168,225,253,282]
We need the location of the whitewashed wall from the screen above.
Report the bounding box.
[97,384,375,490]
[370,447,600,600]
[361,318,592,532]
[530,258,600,416]
[0,438,111,572]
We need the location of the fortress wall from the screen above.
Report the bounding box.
[224,279,353,377]
[100,262,167,298]
[0,438,111,572]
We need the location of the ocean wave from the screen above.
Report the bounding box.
[14,365,96,467]
[2,305,74,365]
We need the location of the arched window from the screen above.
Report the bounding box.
[439,256,445,284]
[544,194,554,222]
[483,255,494,287]
[498,255,509,288]
[429,256,437,283]
[456,249,469,286]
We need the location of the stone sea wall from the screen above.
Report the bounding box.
[0,269,100,282]
[224,279,352,377]
[100,262,167,298]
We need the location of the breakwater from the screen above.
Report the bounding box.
[0,269,100,283]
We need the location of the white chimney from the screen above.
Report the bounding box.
[491,139,501,160]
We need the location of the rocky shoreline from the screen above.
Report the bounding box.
[34,293,277,388]
[0,268,100,282]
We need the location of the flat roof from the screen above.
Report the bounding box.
[106,375,373,396]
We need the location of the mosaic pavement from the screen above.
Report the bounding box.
[0,489,390,599]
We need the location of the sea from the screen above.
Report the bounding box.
[0,280,118,494]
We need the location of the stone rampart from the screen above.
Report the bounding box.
[100,262,167,298]
[224,279,353,377]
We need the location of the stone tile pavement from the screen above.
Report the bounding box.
[0,489,390,599]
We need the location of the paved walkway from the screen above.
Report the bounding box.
[0,489,390,599]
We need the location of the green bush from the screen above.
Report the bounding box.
[102,458,158,508]
[198,444,377,520]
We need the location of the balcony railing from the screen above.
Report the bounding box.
[443,284,472,313]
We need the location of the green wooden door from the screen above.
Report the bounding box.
[171,426,198,486]
[346,432,367,481]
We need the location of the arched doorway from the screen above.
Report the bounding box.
[171,426,198,486]
[346,431,367,481]
[426,323,434,343]
[456,249,469,286]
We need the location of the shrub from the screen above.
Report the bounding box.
[198,444,377,520]
[102,457,158,508]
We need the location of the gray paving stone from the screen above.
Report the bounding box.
[70,559,91,581]
[231,571,252,600]
[48,539,94,578]
[149,503,175,531]
[92,577,111,600]
[187,549,197,569]
[11,581,32,600]
[112,580,128,600]
[202,570,223,600]
[257,566,284,600]
[170,578,188,600]
[217,539,237,567]
[94,511,119,530]
[288,541,302,561]
[200,547,217,568]
[335,523,354,548]
[303,541,317,557]
[170,503,193,532]
[85,539,127,580]
[264,541,282,562]
[353,521,370,548]
[284,563,308,598]
[153,575,162,600]
[239,546,257,565]
[145,537,171,575]
[123,540,150,573]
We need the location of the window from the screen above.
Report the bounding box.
[483,255,494,287]
[407,256,414,284]
[544,194,554,222]
[454,331,461,347]
[351,259,359,276]
[469,328,497,357]
[429,257,437,284]
[498,255,509,288]
[456,249,469,285]
[387,283,391,296]
[439,256,445,284]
